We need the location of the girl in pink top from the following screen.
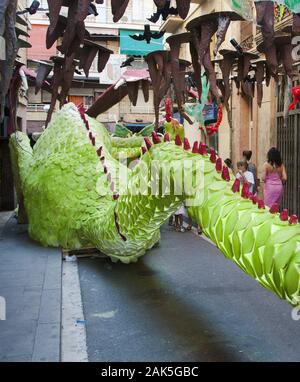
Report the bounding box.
[262,147,287,207]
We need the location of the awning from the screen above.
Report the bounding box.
[120,29,164,56]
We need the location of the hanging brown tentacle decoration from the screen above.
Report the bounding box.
[167,33,193,123]
[190,21,218,69]
[278,44,294,80]
[237,52,258,100]
[256,61,265,108]
[78,44,99,78]
[98,49,112,73]
[255,2,279,82]
[176,60,193,124]
[175,0,191,20]
[256,30,279,83]
[46,0,63,46]
[76,39,112,78]
[46,56,64,127]
[264,46,279,81]
[60,55,77,108]
[141,80,150,103]
[59,1,78,54]
[219,51,238,111]
[213,15,231,56]
[242,54,255,80]
[241,79,254,99]
[127,81,140,106]
[76,0,91,47]
[203,51,221,101]
[255,1,275,51]
[293,13,300,34]
[158,59,172,119]
[217,79,226,103]
[146,54,161,129]
[187,12,243,70]
[46,15,67,50]
[35,62,53,95]
[237,53,257,88]
[275,34,295,80]
[59,0,90,55]
[154,0,167,9]
[87,85,129,118]
[189,42,202,101]
[111,0,130,23]
[265,63,271,87]
[146,51,171,129]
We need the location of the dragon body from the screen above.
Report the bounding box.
[9,104,300,306]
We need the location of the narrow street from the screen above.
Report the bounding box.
[1,216,300,362]
[78,225,300,362]
[1,0,300,368]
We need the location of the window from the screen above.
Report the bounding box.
[97,1,107,23]
[88,0,107,23]
[38,0,48,10]
[132,0,154,22]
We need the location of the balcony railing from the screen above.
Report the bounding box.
[27,104,48,112]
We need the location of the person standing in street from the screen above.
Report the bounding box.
[236,161,255,194]
[262,147,287,207]
[243,150,257,194]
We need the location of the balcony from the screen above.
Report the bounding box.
[255,11,293,47]
[160,15,184,34]
[159,0,207,33]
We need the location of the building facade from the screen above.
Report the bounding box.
[27,0,160,133]
[0,0,30,211]
[162,0,299,214]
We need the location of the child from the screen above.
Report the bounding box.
[236,160,255,194]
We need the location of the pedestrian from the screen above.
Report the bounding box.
[243,150,258,194]
[236,160,255,194]
[185,204,196,232]
[174,204,186,232]
[168,215,174,227]
[262,147,287,207]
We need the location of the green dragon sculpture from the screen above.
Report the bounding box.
[9,103,300,306]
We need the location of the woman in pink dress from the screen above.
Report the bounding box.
[262,147,287,207]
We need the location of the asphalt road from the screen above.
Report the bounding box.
[78,225,300,362]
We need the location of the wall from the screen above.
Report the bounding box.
[26,0,158,132]
[27,24,56,60]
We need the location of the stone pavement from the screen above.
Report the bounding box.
[0,212,62,362]
[79,224,300,362]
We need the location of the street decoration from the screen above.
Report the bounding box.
[200,104,223,137]
[186,12,245,103]
[153,0,191,20]
[9,102,300,306]
[2,0,300,311]
[87,67,151,117]
[166,33,194,125]
[129,25,165,44]
[231,0,300,17]
[0,0,18,122]
[288,84,300,110]
[148,1,179,23]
